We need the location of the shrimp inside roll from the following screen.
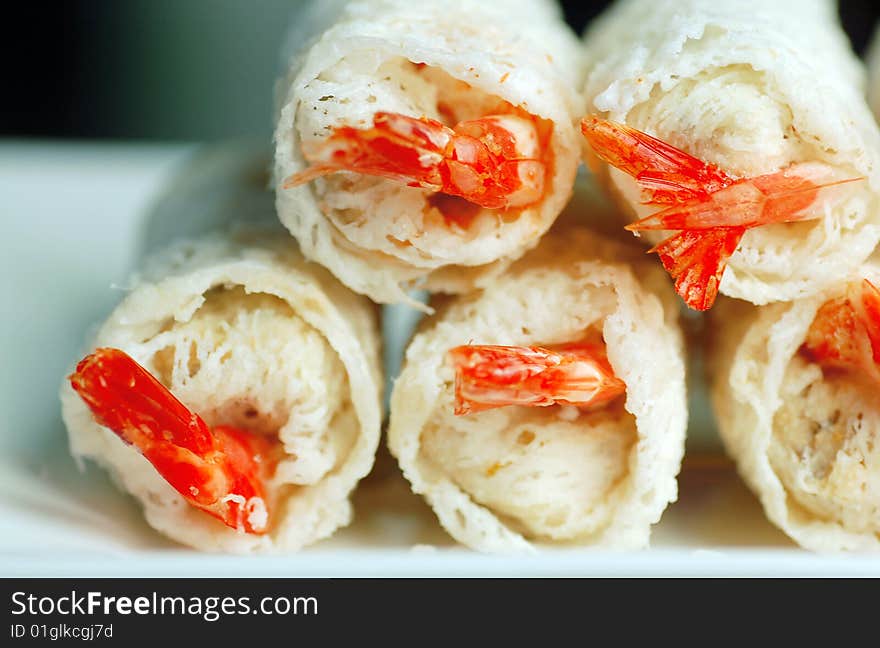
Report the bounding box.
[289,58,555,267]
[389,229,687,551]
[69,286,358,537]
[579,0,880,311]
[425,337,636,540]
[149,287,356,489]
[581,108,865,312]
[770,279,880,536]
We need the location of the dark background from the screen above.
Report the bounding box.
[3,0,879,141]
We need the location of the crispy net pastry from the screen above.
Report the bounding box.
[388,228,687,551]
[61,229,382,552]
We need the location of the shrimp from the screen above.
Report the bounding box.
[581,115,862,311]
[448,341,625,416]
[69,348,275,535]
[801,279,880,384]
[284,111,547,212]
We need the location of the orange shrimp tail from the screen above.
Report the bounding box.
[857,279,880,363]
[69,348,271,534]
[284,111,546,211]
[651,227,745,311]
[283,112,449,190]
[580,115,732,204]
[448,342,626,416]
[801,279,880,381]
[582,115,865,312]
[801,296,861,369]
[627,174,863,231]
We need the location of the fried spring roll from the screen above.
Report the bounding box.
[710,270,880,550]
[580,0,880,311]
[274,0,583,306]
[60,229,382,553]
[388,228,687,551]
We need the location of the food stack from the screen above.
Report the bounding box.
[61,0,880,553]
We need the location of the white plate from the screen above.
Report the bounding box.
[1,140,877,577]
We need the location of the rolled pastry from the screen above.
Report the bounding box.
[388,228,687,551]
[581,0,880,310]
[710,269,880,550]
[60,229,382,553]
[274,0,583,306]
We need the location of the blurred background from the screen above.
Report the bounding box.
[2,0,880,143]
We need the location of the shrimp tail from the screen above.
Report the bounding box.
[582,115,863,312]
[650,228,745,311]
[69,348,271,534]
[801,279,880,383]
[448,342,626,416]
[285,111,547,211]
[581,114,731,204]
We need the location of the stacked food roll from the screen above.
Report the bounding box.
[580,0,880,311]
[388,228,687,551]
[577,0,880,551]
[710,268,880,550]
[274,0,583,306]
[59,0,880,555]
[60,228,382,552]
